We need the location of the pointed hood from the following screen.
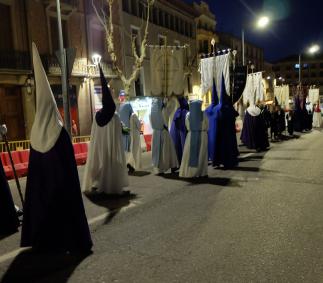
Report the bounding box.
[95,64,116,127]
[30,42,63,153]
[211,79,219,106]
[178,96,189,111]
[219,75,230,107]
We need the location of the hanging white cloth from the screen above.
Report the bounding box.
[199,57,215,95]
[242,72,263,106]
[308,88,320,104]
[126,113,142,170]
[274,85,290,110]
[82,114,129,194]
[150,48,184,96]
[179,112,209,178]
[199,53,231,96]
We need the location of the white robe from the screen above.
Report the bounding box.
[82,114,129,194]
[125,113,142,170]
[150,108,178,174]
[179,112,209,178]
[312,112,322,128]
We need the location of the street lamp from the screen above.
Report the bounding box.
[242,15,270,66]
[92,53,102,66]
[87,53,102,122]
[298,44,320,84]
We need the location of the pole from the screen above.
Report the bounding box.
[298,54,301,84]
[56,0,71,137]
[242,29,245,66]
[2,135,24,207]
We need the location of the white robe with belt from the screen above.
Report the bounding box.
[82,114,129,194]
[150,108,178,174]
[126,113,142,170]
[179,112,209,178]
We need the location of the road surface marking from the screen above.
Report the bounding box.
[0,200,140,265]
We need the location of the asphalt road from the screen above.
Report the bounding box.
[1,130,323,282]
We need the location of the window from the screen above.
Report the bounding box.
[170,15,174,30]
[159,10,164,27]
[0,3,13,50]
[131,27,140,55]
[131,0,137,16]
[175,17,179,32]
[320,71,323,77]
[122,0,129,12]
[311,72,317,78]
[185,22,189,37]
[179,19,184,34]
[138,1,146,19]
[158,34,166,46]
[50,16,68,53]
[320,63,323,68]
[92,28,105,57]
[153,8,158,25]
[203,40,208,54]
[165,13,169,29]
[189,24,193,38]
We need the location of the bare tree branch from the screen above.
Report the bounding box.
[92,0,154,95]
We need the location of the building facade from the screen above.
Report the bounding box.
[217,32,264,72]
[272,54,323,93]
[0,0,214,141]
[120,0,199,97]
[194,1,218,56]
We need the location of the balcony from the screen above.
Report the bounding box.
[44,0,78,17]
[0,50,31,71]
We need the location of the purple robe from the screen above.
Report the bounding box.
[170,97,189,164]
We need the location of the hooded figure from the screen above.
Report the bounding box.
[179,100,208,178]
[150,97,178,174]
[170,97,189,164]
[205,79,219,161]
[240,104,269,151]
[0,155,19,235]
[119,102,142,172]
[83,65,129,195]
[21,43,92,252]
[213,76,239,169]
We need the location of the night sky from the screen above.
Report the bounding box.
[185,0,323,62]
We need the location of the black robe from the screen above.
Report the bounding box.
[0,159,19,235]
[21,128,92,252]
[241,111,269,150]
[213,101,239,169]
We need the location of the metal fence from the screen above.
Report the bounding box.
[0,136,91,152]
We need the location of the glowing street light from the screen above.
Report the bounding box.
[308,44,320,54]
[92,53,102,66]
[242,16,271,66]
[257,16,270,29]
[299,44,320,84]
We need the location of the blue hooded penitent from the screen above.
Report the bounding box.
[150,97,165,167]
[95,64,116,127]
[119,102,134,152]
[189,100,203,167]
[212,75,239,168]
[205,79,219,161]
[170,97,189,164]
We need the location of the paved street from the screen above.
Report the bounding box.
[1,130,323,282]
